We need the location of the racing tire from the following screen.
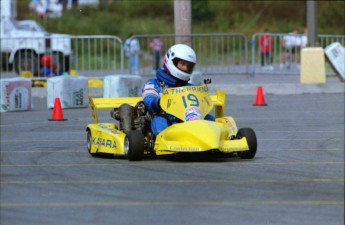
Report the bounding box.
[236,128,257,159]
[87,130,96,157]
[124,130,144,161]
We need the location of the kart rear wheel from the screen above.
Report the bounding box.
[124,130,144,161]
[87,130,96,157]
[236,128,257,159]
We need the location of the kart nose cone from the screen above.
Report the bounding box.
[155,120,229,152]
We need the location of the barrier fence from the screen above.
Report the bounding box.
[251,33,345,76]
[133,33,249,76]
[1,33,344,78]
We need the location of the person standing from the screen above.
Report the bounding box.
[300,27,308,48]
[259,28,273,71]
[124,33,140,74]
[281,28,299,70]
[35,0,48,19]
[150,36,164,71]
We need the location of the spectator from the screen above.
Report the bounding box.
[124,33,140,74]
[300,27,308,48]
[150,36,164,71]
[57,0,77,9]
[281,28,299,70]
[48,0,63,18]
[58,0,67,9]
[29,0,41,11]
[259,28,273,71]
[35,0,48,19]
[72,0,78,7]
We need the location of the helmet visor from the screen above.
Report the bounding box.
[173,58,195,74]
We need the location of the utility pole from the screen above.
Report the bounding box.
[174,0,192,46]
[306,1,317,47]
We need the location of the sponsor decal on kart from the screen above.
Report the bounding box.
[169,146,201,151]
[162,86,208,95]
[92,137,117,149]
[184,107,202,121]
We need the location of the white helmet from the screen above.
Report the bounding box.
[163,44,196,81]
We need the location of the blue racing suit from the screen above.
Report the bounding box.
[142,68,215,136]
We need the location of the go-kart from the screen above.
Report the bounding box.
[86,82,257,161]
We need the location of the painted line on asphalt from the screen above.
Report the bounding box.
[258,130,344,133]
[2,130,343,135]
[1,138,344,143]
[1,178,344,185]
[1,200,343,208]
[1,161,344,167]
[259,138,344,141]
[0,150,85,153]
[0,139,83,143]
[0,148,343,153]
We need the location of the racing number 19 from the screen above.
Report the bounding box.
[182,94,199,108]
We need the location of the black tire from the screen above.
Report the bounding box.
[124,130,144,161]
[87,130,96,157]
[14,51,39,76]
[236,128,257,159]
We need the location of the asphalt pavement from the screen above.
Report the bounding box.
[0,72,344,225]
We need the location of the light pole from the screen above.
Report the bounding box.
[174,0,192,46]
[306,1,317,47]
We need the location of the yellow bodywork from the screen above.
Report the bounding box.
[86,86,250,156]
[87,123,127,155]
[154,119,248,155]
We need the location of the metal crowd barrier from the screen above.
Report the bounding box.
[250,33,345,76]
[1,35,123,78]
[1,33,344,79]
[132,33,249,76]
[70,35,124,77]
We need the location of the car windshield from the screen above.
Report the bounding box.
[13,20,47,32]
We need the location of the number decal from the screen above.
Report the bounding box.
[182,94,199,108]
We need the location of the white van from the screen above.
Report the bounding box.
[0,0,73,76]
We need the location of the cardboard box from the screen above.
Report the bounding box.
[103,75,143,97]
[0,78,32,112]
[47,76,88,109]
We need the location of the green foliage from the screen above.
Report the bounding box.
[192,0,213,21]
[16,0,344,37]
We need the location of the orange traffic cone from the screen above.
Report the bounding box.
[49,98,68,121]
[253,86,267,106]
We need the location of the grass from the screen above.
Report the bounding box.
[17,0,344,38]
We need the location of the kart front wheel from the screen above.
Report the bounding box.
[124,130,144,161]
[236,128,257,159]
[87,130,96,157]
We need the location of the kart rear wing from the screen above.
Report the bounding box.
[88,90,226,124]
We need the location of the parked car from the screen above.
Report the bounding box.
[1,18,73,76]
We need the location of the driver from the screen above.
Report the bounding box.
[142,44,215,136]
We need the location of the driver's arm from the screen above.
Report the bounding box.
[142,80,161,113]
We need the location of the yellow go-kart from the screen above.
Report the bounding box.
[86,83,257,161]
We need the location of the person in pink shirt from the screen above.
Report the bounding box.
[150,36,164,71]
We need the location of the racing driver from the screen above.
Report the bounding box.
[142,44,215,136]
